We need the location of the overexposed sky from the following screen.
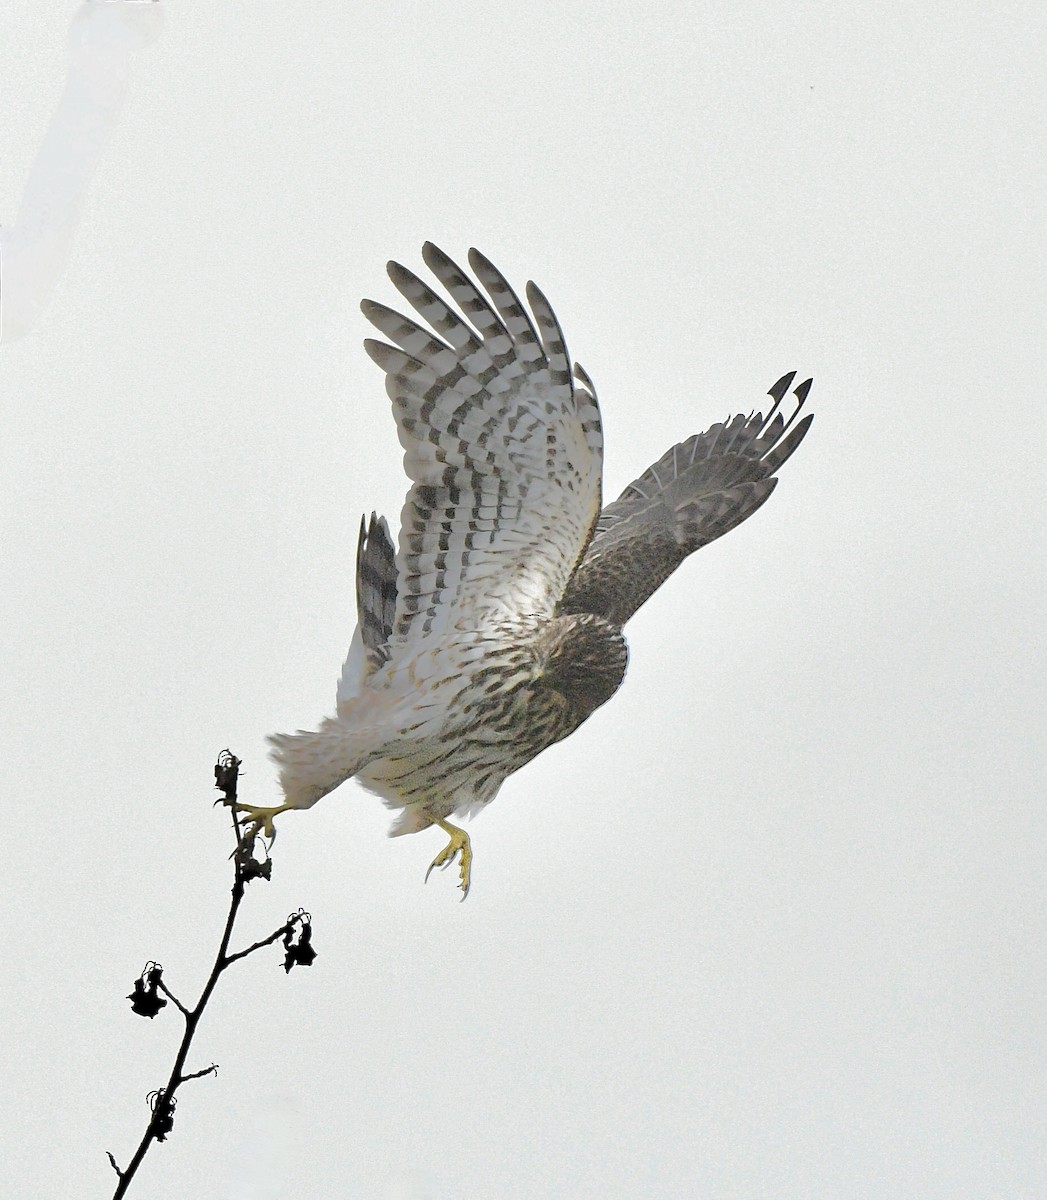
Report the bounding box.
[2,3,1045,1197]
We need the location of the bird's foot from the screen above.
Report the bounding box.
[232,802,294,840]
[425,819,472,900]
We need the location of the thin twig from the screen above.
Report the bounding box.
[178,1064,219,1084]
[223,922,292,967]
[155,979,190,1020]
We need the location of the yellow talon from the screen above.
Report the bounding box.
[425,819,473,900]
[233,802,294,840]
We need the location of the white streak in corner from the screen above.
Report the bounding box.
[0,1,164,345]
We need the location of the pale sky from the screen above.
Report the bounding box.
[2,3,1045,1198]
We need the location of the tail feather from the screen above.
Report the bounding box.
[268,711,385,811]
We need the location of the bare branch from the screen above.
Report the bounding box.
[178,1064,219,1085]
[223,922,292,967]
[155,978,190,1020]
[107,751,315,1198]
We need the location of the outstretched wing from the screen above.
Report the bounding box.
[559,373,814,627]
[362,243,603,644]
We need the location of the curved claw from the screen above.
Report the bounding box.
[425,819,473,899]
[424,843,460,883]
[424,856,448,885]
[255,818,278,841]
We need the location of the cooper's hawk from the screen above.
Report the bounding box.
[239,244,813,897]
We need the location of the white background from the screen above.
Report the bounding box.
[1,3,1044,1197]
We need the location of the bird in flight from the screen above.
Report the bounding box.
[238,243,813,897]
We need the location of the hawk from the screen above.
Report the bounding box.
[238,244,813,897]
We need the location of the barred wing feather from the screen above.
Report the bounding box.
[362,243,603,643]
[355,513,397,665]
[349,372,813,653]
[559,373,813,626]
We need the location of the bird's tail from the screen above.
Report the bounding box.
[267,709,387,811]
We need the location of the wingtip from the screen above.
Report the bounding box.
[362,337,388,367]
[470,247,514,295]
[359,510,385,550]
[574,361,597,394]
[421,241,449,272]
[524,278,546,306]
[768,371,797,402]
[780,377,812,435]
